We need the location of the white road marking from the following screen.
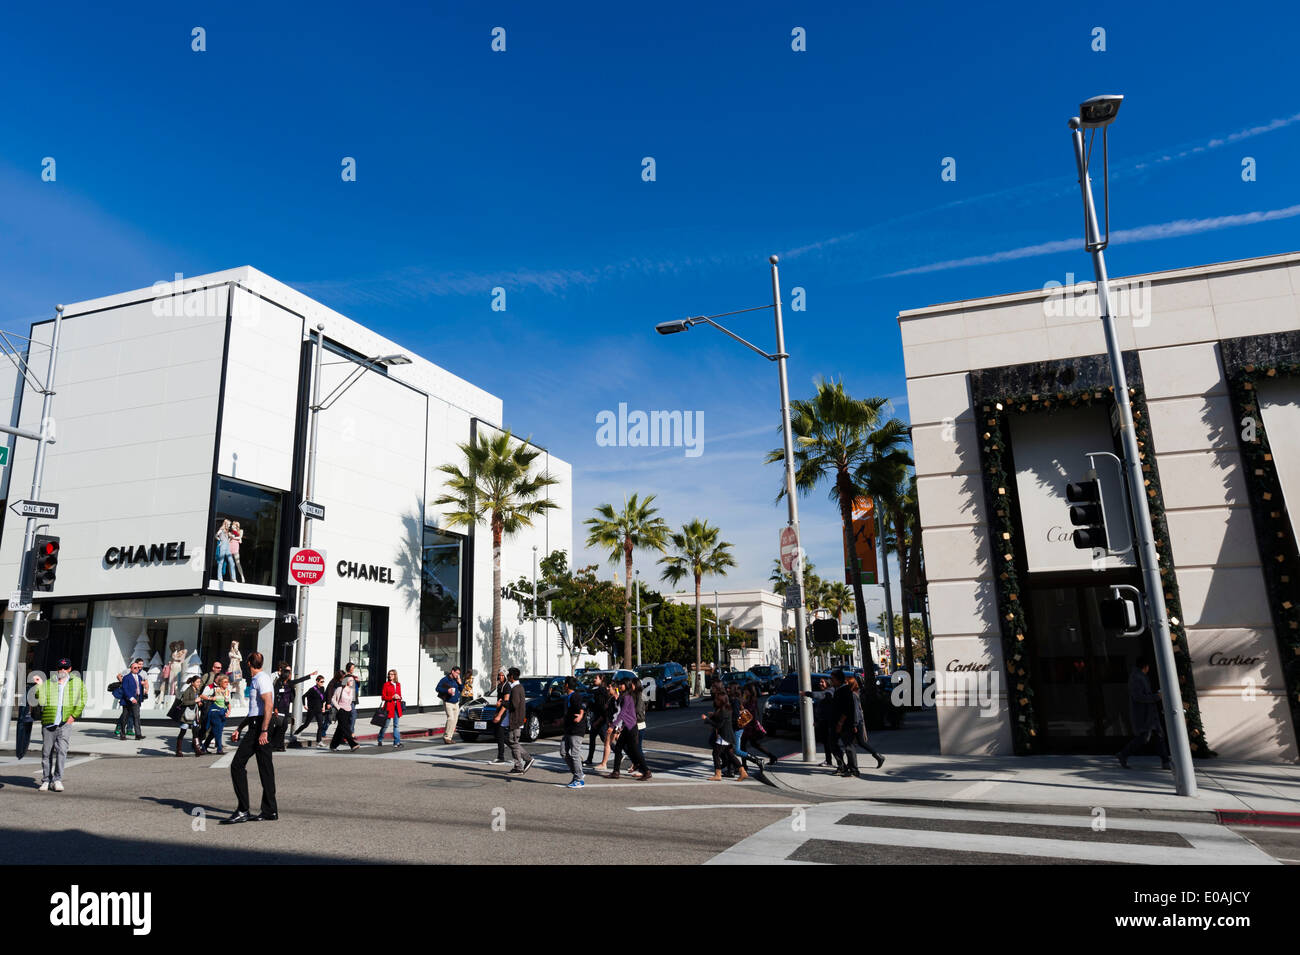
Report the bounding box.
[210,753,234,769]
[709,802,1280,865]
[629,803,811,811]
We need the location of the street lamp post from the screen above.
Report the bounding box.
[1069,94,1196,797]
[654,256,815,760]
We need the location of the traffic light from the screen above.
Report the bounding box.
[811,618,839,645]
[1066,480,1107,551]
[31,535,60,592]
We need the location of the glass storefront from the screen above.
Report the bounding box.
[421,527,463,671]
[212,476,284,587]
[1024,573,1151,753]
[337,604,388,696]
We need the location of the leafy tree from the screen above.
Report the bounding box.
[875,613,928,668]
[509,551,626,670]
[659,518,736,675]
[854,417,913,668]
[433,429,558,676]
[584,494,670,668]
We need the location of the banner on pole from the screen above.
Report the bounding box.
[844,497,878,586]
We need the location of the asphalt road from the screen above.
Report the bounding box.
[4,700,1296,866]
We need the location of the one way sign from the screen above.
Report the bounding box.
[299,500,326,521]
[9,500,59,520]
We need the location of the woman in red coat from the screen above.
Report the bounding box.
[379,669,404,749]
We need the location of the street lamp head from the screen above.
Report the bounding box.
[655,319,692,335]
[1078,94,1123,129]
[373,354,412,366]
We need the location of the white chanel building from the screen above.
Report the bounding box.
[902,251,1300,763]
[0,268,572,719]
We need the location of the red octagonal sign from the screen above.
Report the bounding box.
[288,547,327,587]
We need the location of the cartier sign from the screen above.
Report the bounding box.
[946,660,992,672]
[1207,652,1261,666]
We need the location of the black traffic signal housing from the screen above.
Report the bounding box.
[31,535,60,592]
[811,618,840,645]
[1066,481,1107,551]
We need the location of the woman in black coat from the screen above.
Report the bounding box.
[702,690,746,781]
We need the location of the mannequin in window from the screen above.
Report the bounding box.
[228,521,247,584]
[165,640,187,698]
[214,519,234,582]
[227,640,245,698]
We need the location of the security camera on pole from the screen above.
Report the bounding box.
[1068,94,1196,796]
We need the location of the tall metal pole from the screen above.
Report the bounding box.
[771,256,815,761]
[291,323,325,731]
[714,590,721,673]
[634,569,641,667]
[1070,118,1196,797]
[532,545,539,674]
[0,305,64,744]
[878,510,897,670]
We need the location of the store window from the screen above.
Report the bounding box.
[199,616,264,686]
[337,604,388,696]
[421,527,464,672]
[212,477,284,587]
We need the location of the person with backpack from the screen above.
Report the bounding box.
[294,674,329,746]
[173,675,206,757]
[32,658,87,792]
[435,666,463,744]
[377,669,404,749]
[702,688,746,782]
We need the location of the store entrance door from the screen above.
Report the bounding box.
[1024,572,1154,754]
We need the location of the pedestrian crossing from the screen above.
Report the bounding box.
[707,802,1280,865]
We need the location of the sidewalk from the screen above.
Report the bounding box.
[10,709,454,757]
[766,749,1300,818]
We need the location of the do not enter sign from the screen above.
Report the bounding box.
[288,547,327,587]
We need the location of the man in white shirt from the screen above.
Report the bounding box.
[222,650,278,824]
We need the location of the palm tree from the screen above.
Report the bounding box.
[855,416,912,668]
[883,471,924,674]
[584,494,670,667]
[769,378,909,673]
[769,556,816,597]
[823,580,855,622]
[433,429,559,676]
[659,519,737,674]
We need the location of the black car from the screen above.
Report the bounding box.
[720,670,763,695]
[761,672,829,736]
[457,676,591,743]
[636,662,690,709]
[747,665,782,693]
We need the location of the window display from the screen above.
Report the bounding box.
[212,477,284,587]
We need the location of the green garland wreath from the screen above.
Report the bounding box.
[978,385,1213,756]
[1225,362,1300,728]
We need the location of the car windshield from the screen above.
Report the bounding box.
[519,678,552,698]
[636,666,664,677]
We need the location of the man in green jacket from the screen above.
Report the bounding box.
[32,657,86,792]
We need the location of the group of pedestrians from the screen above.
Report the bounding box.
[805,669,886,777]
[578,672,651,780]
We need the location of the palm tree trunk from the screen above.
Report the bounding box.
[894,505,914,676]
[623,538,634,668]
[837,468,875,675]
[694,573,703,676]
[491,518,503,677]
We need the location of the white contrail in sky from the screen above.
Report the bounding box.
[884,203,1300,277]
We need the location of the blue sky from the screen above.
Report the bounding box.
[3,1,1299,608]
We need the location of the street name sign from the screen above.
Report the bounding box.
[299,500,326,521]
[288,547,327,587]
[9,500,59,519]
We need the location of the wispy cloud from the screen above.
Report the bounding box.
[882,202,1300,277]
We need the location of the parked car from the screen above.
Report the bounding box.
[747,665,783,693]
[719,670,764,695]
[761,672,829,735]
[635,662,690,709]
[457,675,590,743]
